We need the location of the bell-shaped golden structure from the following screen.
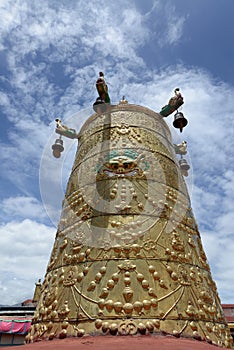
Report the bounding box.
[27,103,232,348]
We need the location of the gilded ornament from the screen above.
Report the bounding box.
[118,320,137,335]
[59,330,67,339]
[102,322,109,333]
[86,248,91,256]
[123,303,133,314]
[152,319,160,328]
[44,288,57,307]
[132,244,141,253]
[109,323,118,335]
[95,319,103,329]
[153,272,160,280]
[133,301,143,313]
[114,301,123,313]
[166,265,173,273]
[145,321,154,332]
[141,279,149,289]
[50,310,58,318]
[100,266,107,274]
[78,252,86,261]
[198,308,206,319]
[95,272,103,282]
[124,277,131,286]
[48,332,54,340]
[138,323,146,334]
[173,330,181,337]
[105,299,114,311]
[148,265,155,273]
[61,321,69,329]
[99,288,109,298]
[47,305,53,313]
[171,272,178,281]
[76,328,85,337]
[107,279,115,289]
[148,288,157,297]
[159,279,168,289]
[63,267,78,286]
[206,322,213,332]
[143,300,151,310]
[98,299,105,309]
[151,298,158,307]
[190,321,198,331]
[87,281,96,291]
[193,331,202,340]
[136,273,144,282]
[58,301,70,318]
[185,301,196,317]
[77,272,84,282]
[123,287,133,302]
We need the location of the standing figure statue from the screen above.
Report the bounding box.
[96,72,110,103]
[93,71,111,113]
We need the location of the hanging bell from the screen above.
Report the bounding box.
[173,111,188,132]
[179,158,190,177]
[52,138,64,158]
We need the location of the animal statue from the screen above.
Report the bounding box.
[55,118,77,139]
[55,118,68,130]
[160,88,184,117]
[174,140,187,155]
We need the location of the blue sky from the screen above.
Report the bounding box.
[0,0,233,305]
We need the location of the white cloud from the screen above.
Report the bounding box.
[0,119,53,195]
[0,196,47,222]
[0,91,10,107]
[0,219,55,305]
[202,231,234,303]
[165,10,186,45]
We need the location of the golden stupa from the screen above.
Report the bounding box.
[26,97,233,348]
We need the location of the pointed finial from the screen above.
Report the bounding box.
[119,96,128,104]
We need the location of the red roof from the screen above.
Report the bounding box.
[222,304,234,309]
[0,319,31,334]
[22,299,33,305]
[7,335,232,350]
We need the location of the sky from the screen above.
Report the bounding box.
[0,0,233,305]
